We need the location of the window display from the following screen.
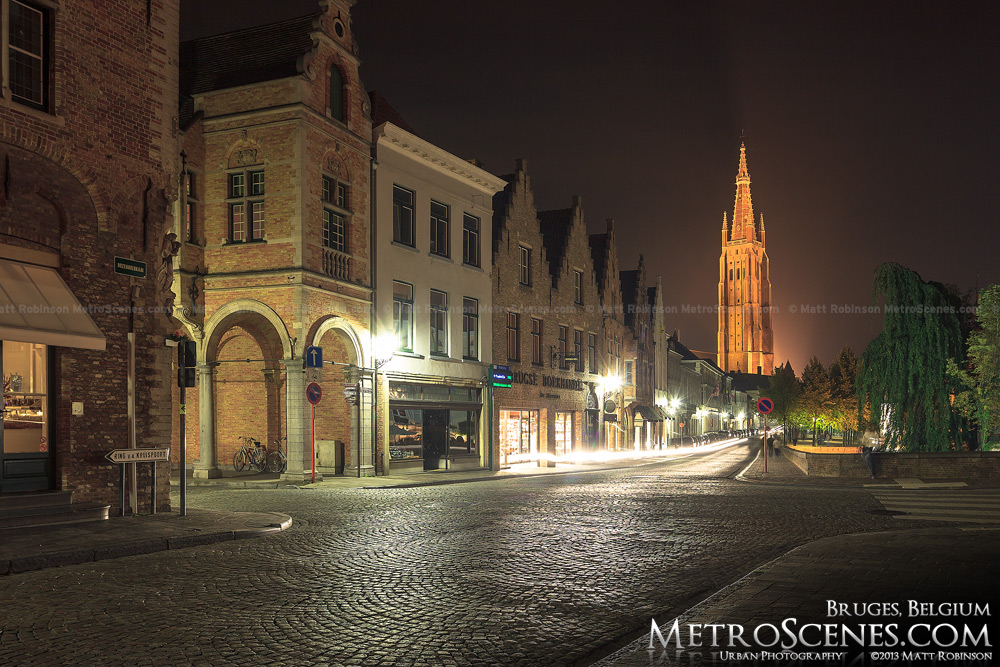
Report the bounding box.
[2,341,48,455]
[389,409,422,460]
[448,410,479,457]
[554,412,573,456]
[500,409,537,464]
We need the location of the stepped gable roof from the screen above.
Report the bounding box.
[620,270,639,328]
[537,208,573,283]
[181,14,317,95]
[730,372,771,392]
[647,286,658,324]
[369,90,419,137]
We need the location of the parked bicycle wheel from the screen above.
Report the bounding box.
[266,450,287,473]
[250,449,267,473]
[234,448,248,471]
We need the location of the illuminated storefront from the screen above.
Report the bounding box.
[499,409,539,464]
[387,382,483,473]
[1,342,50,491]
[554,412,573,456]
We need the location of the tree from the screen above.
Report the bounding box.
[800,356,833,443]
[762,361,800,442]
[963,284,1000,447]
[857,263,963,451]
[829,346,860,443]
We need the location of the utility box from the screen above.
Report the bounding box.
[316,439,345,475]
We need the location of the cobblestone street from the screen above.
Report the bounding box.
[0,444,907,666]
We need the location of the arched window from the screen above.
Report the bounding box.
[330,65,344,122]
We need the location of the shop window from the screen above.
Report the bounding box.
[389,409,422,460]
[530,318,543,366]
[462,297,478,360]
[393,281,413,352]
[2,341,48,455]
[499,409,538,464]
[430,290,448,356]
[554,412,573,456]
[448,410,479,458]
[463,213,480,267]
[6,0,49,111]
[506,312,520,362]
[392,185,415,246]
[228,170,265,242]
[430,200,449,257]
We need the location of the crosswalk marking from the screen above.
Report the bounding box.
[870,489,1000,524]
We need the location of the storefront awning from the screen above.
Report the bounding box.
[0,258,106,350]
[633,404,663,422]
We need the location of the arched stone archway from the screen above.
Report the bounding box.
[190,301,291,478]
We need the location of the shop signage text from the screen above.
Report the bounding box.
[106,448,169,463]
[490,364,513,388]
[113,256,147,278]
[511,371,584,392]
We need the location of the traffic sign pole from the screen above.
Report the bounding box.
[311,403,316,484]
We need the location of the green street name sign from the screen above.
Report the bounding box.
[113,256,147,278]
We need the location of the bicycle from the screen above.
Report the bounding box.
[234,435,267,472]
[266,437,287,473]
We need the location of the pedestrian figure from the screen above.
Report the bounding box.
[861,446,877,478]
[766,434,775,455]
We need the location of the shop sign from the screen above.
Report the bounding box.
[490,364,513,388]
[511,371,584,391]
[603,413,618,422]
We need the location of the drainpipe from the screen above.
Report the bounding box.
[369,156,378,474]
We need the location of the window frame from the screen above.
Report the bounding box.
[184,170,200,244]
[530,318,543,366]
[518,246,531,286]
[574,329,584,372]
[392,280,414,353]
[392,184,416,247]
[625,360,634,385]
[573,270,583,305]
[227,169,265,243]
[429,289,449,357]
[558,325,569,370]
[322,174,350,252]
[462,213,480,267]
[462,297,479,360]
[329,64,344,122]
[588,333,598,374]
[6,0,50,111]
[430,199,450,257]
[506,312,520,362]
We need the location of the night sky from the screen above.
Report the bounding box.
[181,1,1000,374]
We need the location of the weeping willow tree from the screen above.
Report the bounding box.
[857,263,963,451]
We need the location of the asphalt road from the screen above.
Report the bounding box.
[0,442,903,666]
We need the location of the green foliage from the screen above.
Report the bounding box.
[828,346,860,434]
[799,356,833,439]
[857,263,963,451]
[762,361,800,435]
[964,284,1000,446]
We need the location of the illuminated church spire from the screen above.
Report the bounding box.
[717,139,774,375]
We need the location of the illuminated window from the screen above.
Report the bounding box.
[393,281,413,352]
[228,170,265,242]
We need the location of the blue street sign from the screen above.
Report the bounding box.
[757,397,774,415]
[305,346,323,368]
[306,382,322,405]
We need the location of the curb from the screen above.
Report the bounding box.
[0,515,293,577]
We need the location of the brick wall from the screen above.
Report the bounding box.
[783,447,1000,478]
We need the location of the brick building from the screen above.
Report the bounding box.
[1,0,179,513]
[620,255,662,449]
[173,2,375,481]
[589,220,626,450]
[491,160,605,466]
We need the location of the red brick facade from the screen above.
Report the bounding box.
[0,0,180,511]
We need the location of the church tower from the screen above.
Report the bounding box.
[718,141,774,375]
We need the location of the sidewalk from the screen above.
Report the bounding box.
[0,508,291,577]
[594,525,999,666]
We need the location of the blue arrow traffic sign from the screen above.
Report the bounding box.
[305,346,323,368]
[306,382,322,405]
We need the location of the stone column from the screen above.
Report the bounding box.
[193,363,221,478]
[344,377,376,476]
[282,360,320,483]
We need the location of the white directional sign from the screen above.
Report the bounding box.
[106,448,170,463]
